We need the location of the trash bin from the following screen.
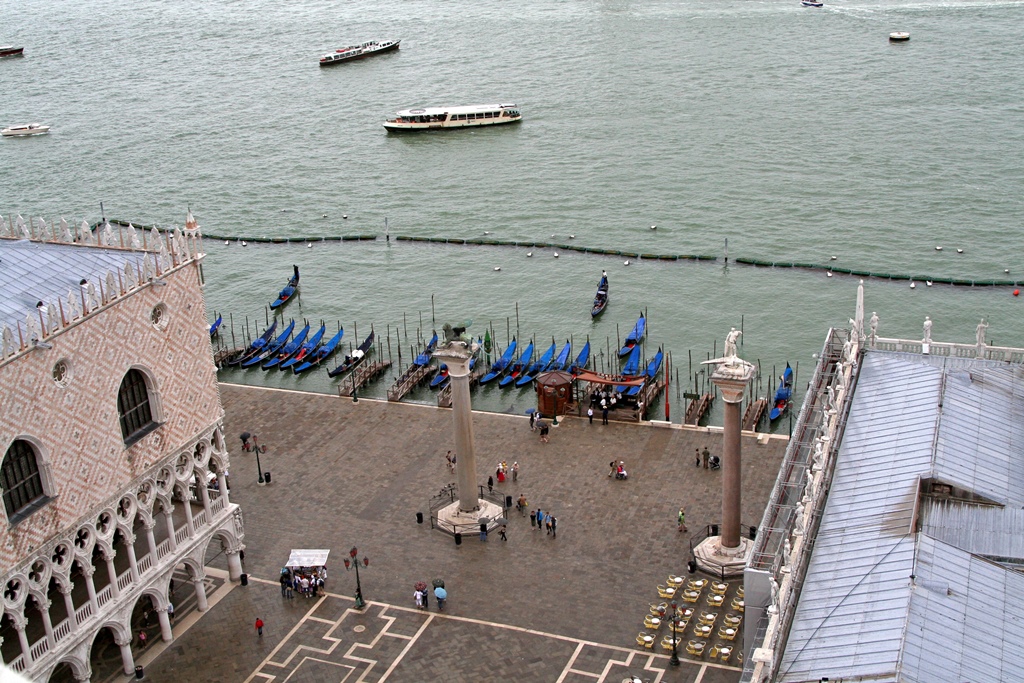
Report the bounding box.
[134,665,144,679]
[240,573,249,586]
[687,560,697,574]
[264,472,271,484]
[749,526,758,540]
[710,524,719,536]
[505,495,513,508]
[454,533,462,546]
[416,512,424,524]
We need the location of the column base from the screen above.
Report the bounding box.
[436,500,504,536]
[693,536,753,578]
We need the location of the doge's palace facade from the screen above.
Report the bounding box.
[0,216,244,681]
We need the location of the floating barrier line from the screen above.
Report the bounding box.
[733,257,1022,288]
[105,219,1019,286]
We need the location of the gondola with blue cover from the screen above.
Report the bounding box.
[618,313,646,357]
[499,340,535,387]
[569,341,591,375]
[262,323,310,370]
[591,272,609,317]
[293,327,344,374]
[769,363,793,420]
[279,324,326,370]
[515,341,557,387]
[627,348,663,396]
[479,339,517,385]
[241,320,295,368]
[270,265,300,310]
[226,320,278,366]
[328,330,375,378]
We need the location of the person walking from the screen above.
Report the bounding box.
[167,601,174,622]
[530,412,536,431]
[530,509,537,527]
[446,450,454,471]
[602,406,609,424]
[545,515,552,535]
[280,573,289,597]
[138,630,148,648]
[550,516,557,538]
[702,447,710,469]
[479,521,488,542]
[499,524,508,541]
[536,509,544,531]
[608,460,616,477]
[434,585,447,611]
[678,507,687,532]
[487,475,494,493]
[517,493,528,516]
[588,407,594,424]
[539,422,550,443]
[512,462,519,482]
[415,589,424,610]
[255,617,264,637]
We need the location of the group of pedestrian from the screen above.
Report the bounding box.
[694,446,720,470]
[488,461,519,492]
[445,450,457,472]
[414,583,447,610]
[529,508,558,538]
[280,567,326,599]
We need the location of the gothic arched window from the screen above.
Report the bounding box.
[118,369,156,444]
[2,440,47,523]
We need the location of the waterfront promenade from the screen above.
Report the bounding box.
[133,383,786,682]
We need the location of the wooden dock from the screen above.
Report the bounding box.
[214,347,244,368]
[684,393,714,425]
[631,379,667,421]
[339,360,392,398]
[387,365,434,402]
[743,397,768,431]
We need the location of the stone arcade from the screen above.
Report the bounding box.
[0,215,245,681]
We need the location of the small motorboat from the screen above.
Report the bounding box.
[0,46,25,58]
[889,31,910,41]
[801,0,824,6]
[2,123,50,137]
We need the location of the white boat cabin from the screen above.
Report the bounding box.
[384,103,521,130]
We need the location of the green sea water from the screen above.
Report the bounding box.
[3,0,1023,423]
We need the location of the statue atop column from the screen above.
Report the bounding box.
[923,316,933,344]
[869,312,879,344]
[724,328,742,359]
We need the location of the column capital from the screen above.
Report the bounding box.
[709,360,756,403]
[433,340,477,377]
[114,633,132,647]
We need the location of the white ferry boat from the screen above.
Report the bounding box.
[319,39,400,66]
[383,104,521,132]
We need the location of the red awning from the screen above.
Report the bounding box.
[574,369,646,387]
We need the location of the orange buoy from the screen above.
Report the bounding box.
[1014,289,1020,297]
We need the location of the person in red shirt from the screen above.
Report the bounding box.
[255,617,264,636]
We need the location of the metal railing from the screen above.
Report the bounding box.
[429,484,509,536]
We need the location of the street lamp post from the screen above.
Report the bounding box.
[344,547,369,609]
[254,435,265,486]
[658,602,682,666]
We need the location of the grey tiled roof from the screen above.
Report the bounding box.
[0,239,143,332]
[779,350,1024,683]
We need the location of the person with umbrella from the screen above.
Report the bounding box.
[239,432,251,452]
[433,583,447,610]
[414,581,428,609]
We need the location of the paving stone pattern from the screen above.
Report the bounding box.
[137,384,785,682]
